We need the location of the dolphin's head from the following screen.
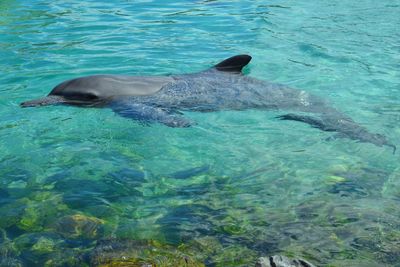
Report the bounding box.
[21,74,175,108]
[49,78,105,105]
[21,77,109,108]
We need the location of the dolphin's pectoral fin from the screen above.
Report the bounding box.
[276,113,336,132]
[325,133,348,141]
[111,102,193,128]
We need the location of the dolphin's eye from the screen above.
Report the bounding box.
[82,92,98,100]
[65,92,98,100]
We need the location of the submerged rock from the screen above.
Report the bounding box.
[255,255,316,267]
[0,199,27,228]
[0,228,23,267]
[55,178,142,209]
[87,239,204,267]
[55,214,104,239]
[13,232,67,266]
[0,258,23,267]
[43,250,82,267]
[168,165,210,180]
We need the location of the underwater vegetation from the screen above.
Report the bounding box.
[1,163,400,266]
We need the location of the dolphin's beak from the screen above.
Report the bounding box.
[20,96,64,108]
[20,98,47,107]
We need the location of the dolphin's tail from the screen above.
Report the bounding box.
[277,113,396,154]
[20,95,65,107]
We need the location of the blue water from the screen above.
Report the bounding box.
[1,0,400,266]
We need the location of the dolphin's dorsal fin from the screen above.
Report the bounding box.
[214,55,252,73]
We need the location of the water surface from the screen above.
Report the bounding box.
[1,0,400,266]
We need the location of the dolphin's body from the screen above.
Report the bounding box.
[21,55,395,152]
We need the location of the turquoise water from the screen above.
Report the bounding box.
[1,0,400,266]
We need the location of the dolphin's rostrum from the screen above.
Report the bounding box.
[21,55,395,152]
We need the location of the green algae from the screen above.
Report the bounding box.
[211,245,257,267]
[17,192,68,232]
[88,239,205,267]
[325,175,347,184]
[180,236,223,257]
[44,256,84,267]
[31,237,55,254]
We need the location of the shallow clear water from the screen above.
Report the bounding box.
[1,0,400,266]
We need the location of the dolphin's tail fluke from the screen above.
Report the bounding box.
[277,113,396,153]
[388,144,396,155]
[20,95,65,108]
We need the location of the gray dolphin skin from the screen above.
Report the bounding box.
[21,55,395,152]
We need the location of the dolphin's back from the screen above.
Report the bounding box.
[153,71,328,113]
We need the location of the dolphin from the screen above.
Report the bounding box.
[21,55,395,152]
